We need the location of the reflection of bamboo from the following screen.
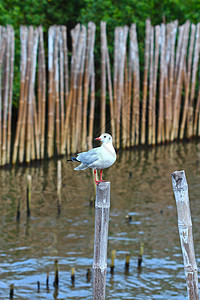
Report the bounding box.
[152,25,160,145]
[101,21,106,135]
[187,23,200,138]
[171,170,199,300]
[180,24,196,139]
[7,26,14,164]
[40,26,46,159]
[148,26,154,145]
[13,26,27,164]
[141,19,151,145]
[2,26,11,166]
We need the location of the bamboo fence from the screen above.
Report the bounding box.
[0,20,199,166]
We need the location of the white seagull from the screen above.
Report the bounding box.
[69,133,116,185]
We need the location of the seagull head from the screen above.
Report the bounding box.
[94,133,113,144]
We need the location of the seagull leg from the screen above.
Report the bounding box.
[100,169,106,182]
[94,169,100,185]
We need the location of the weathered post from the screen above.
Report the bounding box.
[92,182,110,300]
[171,170,199,300]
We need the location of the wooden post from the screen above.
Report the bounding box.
[171,170,199,300]
[9,284,14,299]
[27,174,31,217]
[92,182,110,300]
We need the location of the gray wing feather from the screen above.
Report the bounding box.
[77,148,100,165]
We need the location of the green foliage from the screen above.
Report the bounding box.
[0,0,199,107]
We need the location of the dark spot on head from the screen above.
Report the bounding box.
[109,137,111,140]
[104,135,106,138]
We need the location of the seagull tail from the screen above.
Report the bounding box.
[74,163,88,171]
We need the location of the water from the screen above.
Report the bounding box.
[0,141,200,299]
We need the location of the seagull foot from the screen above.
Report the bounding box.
[95,180,101,186]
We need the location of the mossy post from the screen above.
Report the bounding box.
[92,182,110,300]
[171,170,199,300]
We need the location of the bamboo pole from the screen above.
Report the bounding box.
[194,82,200,135]
[47,26,55,158]
[171,170,199,300]
[113,28,119,147]
[171,22,190,141]
[19,26,33,163]
[59,27,64,155]
[180,24,196,139]
[157,23,165,144]
[100,21,106,135]
[74,25,86,153]
[168,21,178,140]
[92,182,110,300]
[12,26,28,164]
[148,26,154,145]
[88,23,96,150]
[141,19,151,145]
[0,27,6,166]
[2,25,11,166]
[131,24,140,147]
[26,28,39,163]
[37,27,42,154]
[7,26,14,164]
[39,26,46,159]
[152,25,160,145]
[187,23,200,138]
[54,26,60,155]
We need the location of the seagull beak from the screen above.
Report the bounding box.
[94,137,101,141]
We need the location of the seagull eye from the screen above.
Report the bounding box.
[109,137,111,140]
[104,135,106,138]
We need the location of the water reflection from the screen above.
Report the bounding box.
[0,140,200,299]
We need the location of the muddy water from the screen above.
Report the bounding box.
[0,141,200,299]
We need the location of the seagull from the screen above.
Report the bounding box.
[69,133,116,185]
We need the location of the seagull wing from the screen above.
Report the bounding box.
[76,148,101,166]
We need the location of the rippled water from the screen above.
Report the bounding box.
[0,141,200,299]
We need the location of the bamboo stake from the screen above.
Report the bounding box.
[168,21,178,140]
[180,24,196,139]
[92,182,110,300]
[39,26,46,159]
[0,27,7,165]
[12,26,28,164]
[141,19,151,145]
[59,27,64,155]
[47,26,55,158]
[100,21,106,135]
[171,170,199,300]
[26,28,39,163]
[148,26,154,145]
[131,24,140,146]
[54,26,60,155]
[88,23,96,150]
[187,23,200,138]
[152,25,160,145]
[37,28,42,154]
[19,26,33,163]
[113,28,119,147]
[74,25,86,153]
[171,22,190,141]
[2,25,11,165]
[157,23,165,144]
[7,26,14,164]
[194,83,200,135]
[60,26,68,155]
